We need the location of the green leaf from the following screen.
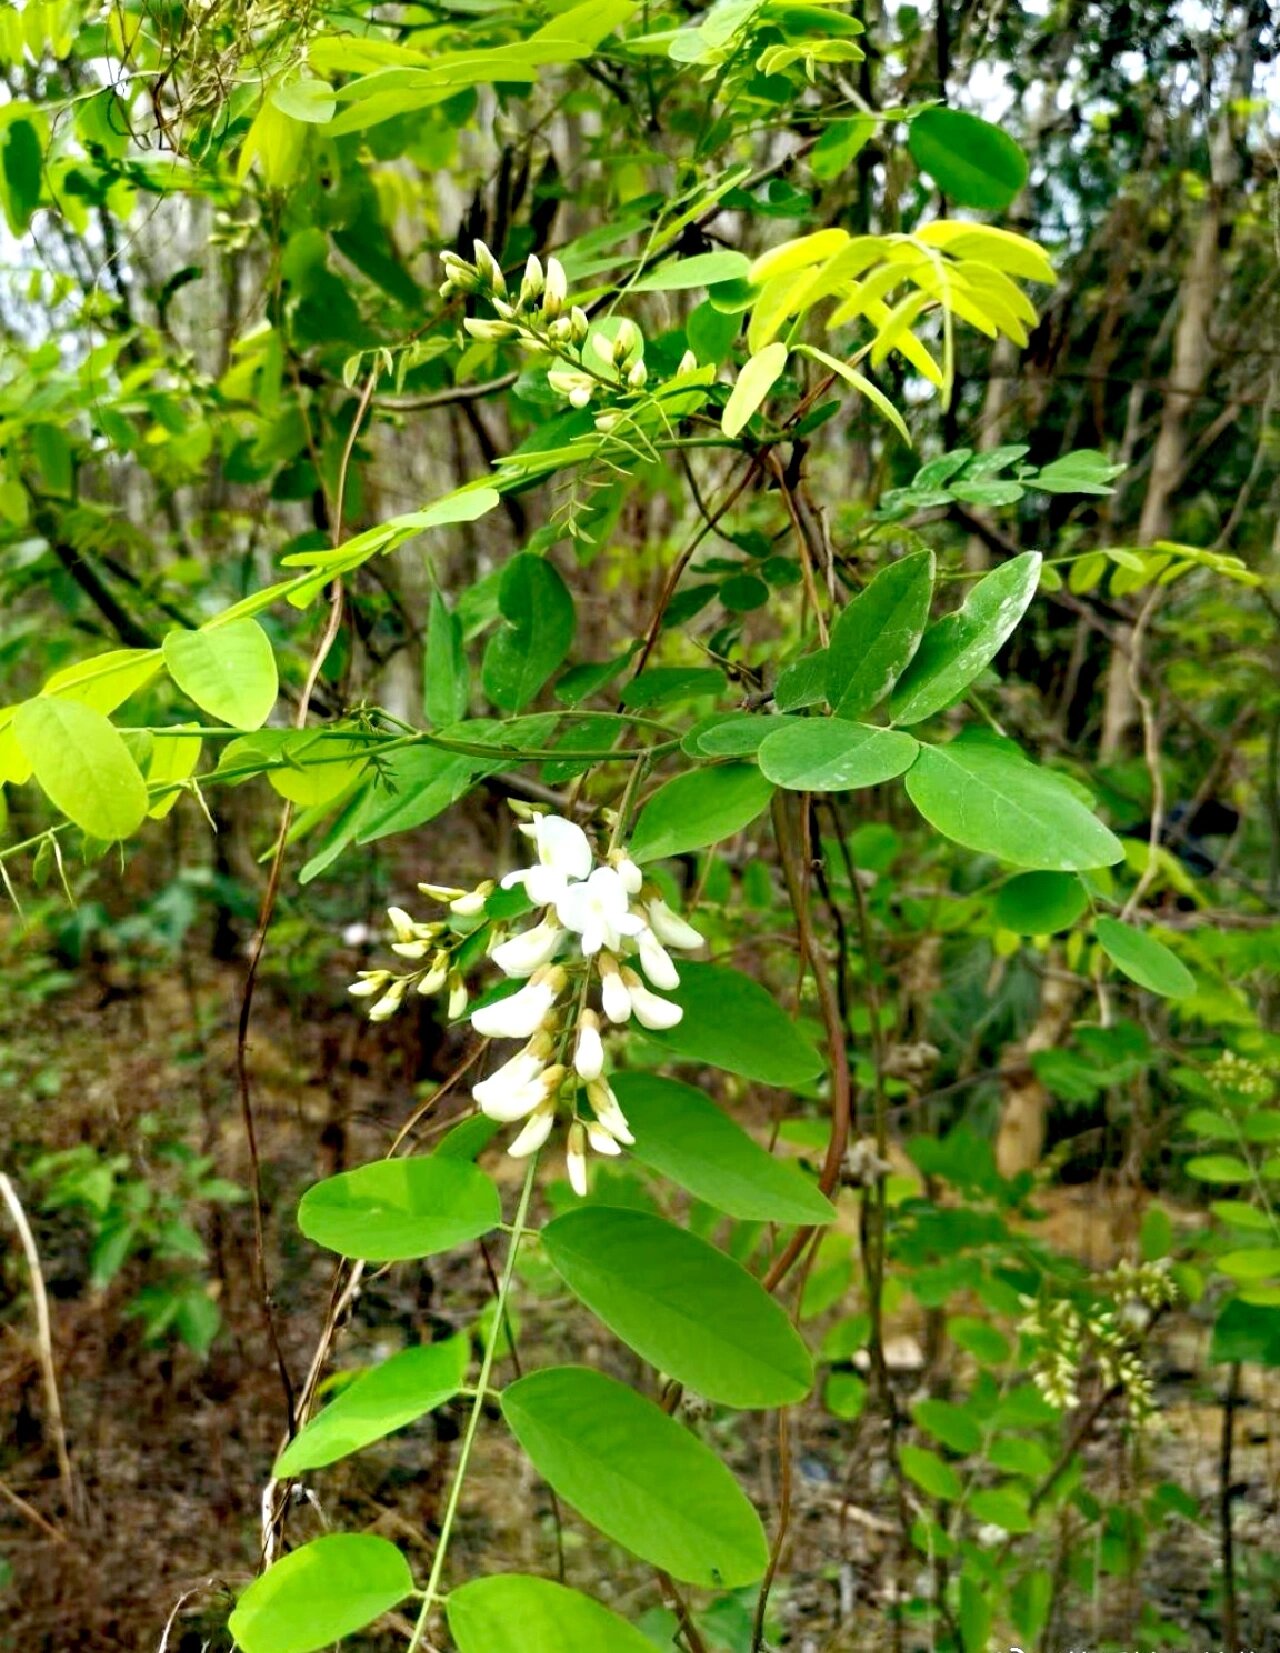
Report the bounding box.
[270,77,337,123]
[959,1575,992,1653]
[908,108,1028,212]
[640,960,824,1086]
[900,1444,961,1502]
[905,739,1123,871]
[1,118,42,234]
[425,589,469,726]
[994,871,1089,935]
[794,345,910,444]
[633,251,751,291]
[827,550,935,719]
[145,727,202,819]
[810,114,875,181]
[14,697,148,841]
[274,1336,469,1477]
[775,650,829,711]
[629,764,774,862]
[1218,1248,1280,1282]
[968,1485,1033,1533]
[889,552,1041,725]
[163,619,279,729]
[1186,1156,1250,1184]
[721,341,788,438]
[1034,450,1125,496]
[1094,916,1194,999]
[218,730,368,807]
[612,1073,835,1224]
[298,1155,501,1261]
[449,1575,657,1653]
[42,648,164,715]
[1210,1298,1280,1367]
[685,712,782,758]
[501,1366,768,1587]
[911,1398,982,1454]
[228,1534,414,1653]
[986,1437,1053,1478]
[946,1315,1009,1366]
[757,720,918,791]
[542,1208,812,1407]
[482,554,575,711]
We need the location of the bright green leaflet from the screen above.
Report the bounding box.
[274,1335,470,1477]
[641,959,824,1086]
[448,1575,657,1653]
[994,871,1089,934]
[542,1207,812,1407]
[14,696,149,841]
[1094,915,1195,999]
[826,549,935,719]
[632,250,751,290]
[775,650,829,711]
[899,1443,962,1502]
[889,552,1041,726]
[908,108,1029,212]
[297,1156,501,1261]
[613,1073,835,1223]
[501,1366,769,1587]
[722,340,787,437]
[162,617,279,729]
[757,720,919,791]
[42,647,163,715]
[228,1534,414,1653]
[629,763,774,862]
[905,739,1123,871]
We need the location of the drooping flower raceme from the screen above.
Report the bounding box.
[348,805,705,1192]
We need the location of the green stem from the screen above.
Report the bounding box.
[406,1155,539,1651]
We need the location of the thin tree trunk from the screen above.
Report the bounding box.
[1100,8,1263,755]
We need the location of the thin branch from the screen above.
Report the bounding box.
[0,1173,77,1518]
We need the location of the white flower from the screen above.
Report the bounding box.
[637,928,680,991]
[566,1120,588,1197]
[627,359,648,390]
[418,881,465,902]
[491,919,564,978]
[473,1050,547,1122]
[600,959,632,1024]
[621,967,682,1030]
[472,238,505,294]
[677,348,698,375]
[573,1011,605,1081]
[646,898,704,951]
[349,971,387,998]
[543,256,567,318]
[612,853,643,895]
[520,255,544,304]
[417,952,449,995]
[447,974,468,1020]
[463,317,517,343]
[556,865,645,956]
[369,980,408,1022]
[450,885,491,918]
[586,1078,634,1145]
[586,1121,622,1157]
[501,814,593,906]
[470,970,563,1040]
[507,1098,556,1158]
[570,306,590,343]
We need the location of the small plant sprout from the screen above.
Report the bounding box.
[348,805,704,1189]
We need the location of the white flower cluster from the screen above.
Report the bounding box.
[349,809,705,1196]
[437,238,694,429]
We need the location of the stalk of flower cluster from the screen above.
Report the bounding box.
[407,1155,538,1652]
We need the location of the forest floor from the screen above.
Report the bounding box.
[1,942,1278,1653]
